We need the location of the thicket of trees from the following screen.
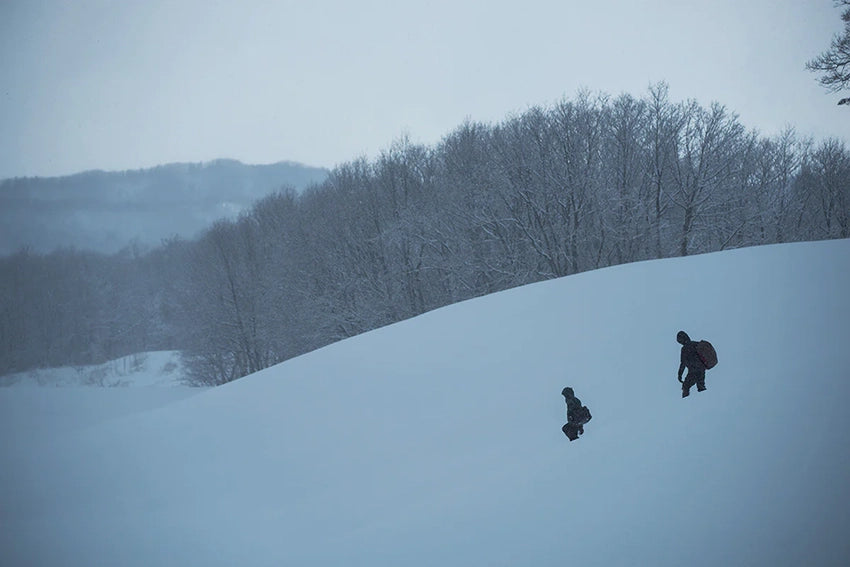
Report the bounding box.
[0,242,185,373]
[1,85,848,384]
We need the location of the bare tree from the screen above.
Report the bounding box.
[601,92,651,264]
[669,101,745,255]
[644,82,684,257]
[807,1,850,99]
[799,139,850,238]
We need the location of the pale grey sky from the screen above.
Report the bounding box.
[1,0,847,179]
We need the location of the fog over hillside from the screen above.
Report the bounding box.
[0,159,328,255]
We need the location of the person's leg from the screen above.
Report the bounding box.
[682,374,695,397]
[696,371,706,392]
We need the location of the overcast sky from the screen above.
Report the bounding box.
[1,0,847,180]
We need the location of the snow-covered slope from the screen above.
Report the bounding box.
[2,240,849,566]
[0,351,197,437]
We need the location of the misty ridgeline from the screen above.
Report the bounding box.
[1,84,848,384]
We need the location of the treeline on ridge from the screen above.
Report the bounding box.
[1,84,848,384]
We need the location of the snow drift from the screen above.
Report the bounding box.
[2,239,849,566]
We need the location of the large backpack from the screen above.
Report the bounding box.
[695,340,718,369]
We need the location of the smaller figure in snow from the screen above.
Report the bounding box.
[677,330,717,398]
[561,387,592,441]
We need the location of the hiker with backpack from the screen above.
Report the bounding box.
[676,330,717,398]
[561,387,592,441]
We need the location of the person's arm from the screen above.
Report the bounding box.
[566,397,578,420]
[678,349,686,383]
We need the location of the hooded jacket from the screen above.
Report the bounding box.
[562,387,586,424]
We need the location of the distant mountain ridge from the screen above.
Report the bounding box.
[0,159,329,255]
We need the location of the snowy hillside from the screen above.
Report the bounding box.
[2,240,849,566]
[0,352,197,440]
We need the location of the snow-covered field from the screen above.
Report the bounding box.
[0,351,198,437]
[2,239,849,566]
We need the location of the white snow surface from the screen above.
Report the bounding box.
[2,240,849,566]
[0,351,198,439]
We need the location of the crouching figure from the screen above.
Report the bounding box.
[561,387,592,441]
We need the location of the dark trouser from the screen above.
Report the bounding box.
[562,422,581,440]
[682,370,706,397]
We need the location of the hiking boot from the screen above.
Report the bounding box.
[682,390,690,398]
[697,385,706,392]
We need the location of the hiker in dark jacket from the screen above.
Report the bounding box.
[677,330,706,398]
[561,387,591,440]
